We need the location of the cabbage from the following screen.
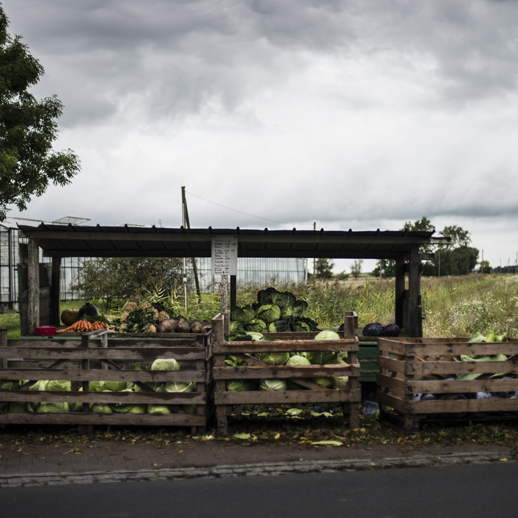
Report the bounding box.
[271,291,296,309]
[151,359,180,371]
[280,306,294,319]
[308,351,338,365]
[269,320,291,333]
[229,320,245,335]
[293,317,319,331]
[332,376,349,389]
[231,306,256,324]
[112,388,147,414]
[258,288,278,305]
[286,355,311,366]
[245,332,265,341]
[100,380,127,392]
[147,404,171,415]
[315,330,340,341]
[183,404,197,414]
[90,402,113,413]
[35,402,69,413]
[165,381,196,393]
[244,319,267,333]
[0,380,20,391]
[29,380,49,391]
[256,304,282,323]
[257,352,289,365]
[89,381,102,392]
[7,402,28,412]
[226,380,251,392]
[313,378,334,389]
[259,379,287,391]
[292,300,308,317]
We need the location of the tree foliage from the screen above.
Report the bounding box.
[350,259,363,279]
[372,217,479,277]
[0,6,80,221]
[315,258,334,279]
[74,257,185,304]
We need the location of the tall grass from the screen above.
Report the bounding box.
[1,274,517,338]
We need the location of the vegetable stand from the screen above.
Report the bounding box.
[212,312,361,435]
[0,328,213,434]
[377,337,518,431]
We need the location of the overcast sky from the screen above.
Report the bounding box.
[3,0,518,272]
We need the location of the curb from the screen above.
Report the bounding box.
[0,451,513,488]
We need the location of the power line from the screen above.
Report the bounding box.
[185,190,286,225]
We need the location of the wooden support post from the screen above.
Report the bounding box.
[79,333,93,435]
[0,328,7,369]
[212,315,229,435]
[27,239,40,335]
[407,245,421,337]
[51,257,61,327]
[343,311,360,429]
[220,275,228,314]
[230,275,237,313]
[395,255,406,330]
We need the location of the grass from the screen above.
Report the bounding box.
[1,274,518,338]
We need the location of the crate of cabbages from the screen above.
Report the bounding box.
[0,327,213,435]
[211,312,361,435]
[377,333,518,431]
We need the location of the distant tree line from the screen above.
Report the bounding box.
[372,217,480,278]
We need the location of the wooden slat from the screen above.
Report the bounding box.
[213,341,358,354]
[377,355,406,374]
[408,398,518,415]
[407,343,518,357]
[0,390,206,405]
[0,413,206,426]
[408,360,517,376]
[377,391,406,413]
[215,388,361,405]
[213,364,359,380]
[408,378,518,395]
[7,338,205,348]
[0,347,206,360]
[0,369,206,383]
[377,338,408,355]
[377,373,406,393]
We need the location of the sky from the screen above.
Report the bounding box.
[3,0,518,273]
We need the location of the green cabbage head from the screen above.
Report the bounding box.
[259,379,287,391]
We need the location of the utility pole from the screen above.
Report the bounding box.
[181,187,202,304]
[313,222,316,282]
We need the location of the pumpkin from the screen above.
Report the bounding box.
[78,302,100,319]
[61,309,80,326]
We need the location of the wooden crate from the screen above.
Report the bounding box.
[0,328,213,435]
[377,337,518,431]
[211,312,361,435]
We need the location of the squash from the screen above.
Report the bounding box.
[78,302,99,319]
[61,309,80,326]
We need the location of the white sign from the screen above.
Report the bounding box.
[211,235,238,276]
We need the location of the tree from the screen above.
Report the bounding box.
[74,257,185,305]
[479,260,492,274]
[315,258,334,279]
[0,6,80,221]
[350,259,363,279]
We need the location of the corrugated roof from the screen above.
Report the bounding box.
[17,224,449,260]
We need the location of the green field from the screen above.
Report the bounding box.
[1,273,517,339]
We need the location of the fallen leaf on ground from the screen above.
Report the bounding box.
[311,441,343,447]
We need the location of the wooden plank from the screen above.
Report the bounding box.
[377,373,406,393]
[0,390,206,405]
[50,257,61,327]
[377,355,406,373]
[377,391,406,413]
[0,369,206,383]
[408,378,518,395]
[0,413,206,426]
[377,339,408,355]
[408,398,518,415]
[0,347,207,360]
[215,388,361,405]
[408,360,517,376]
[8,338,205,348]
[344,311,357,339]
[213,364,359,380]
[406,343,518,357]
[214,341,358,354]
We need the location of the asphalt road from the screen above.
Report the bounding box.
[1,462,515,518]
